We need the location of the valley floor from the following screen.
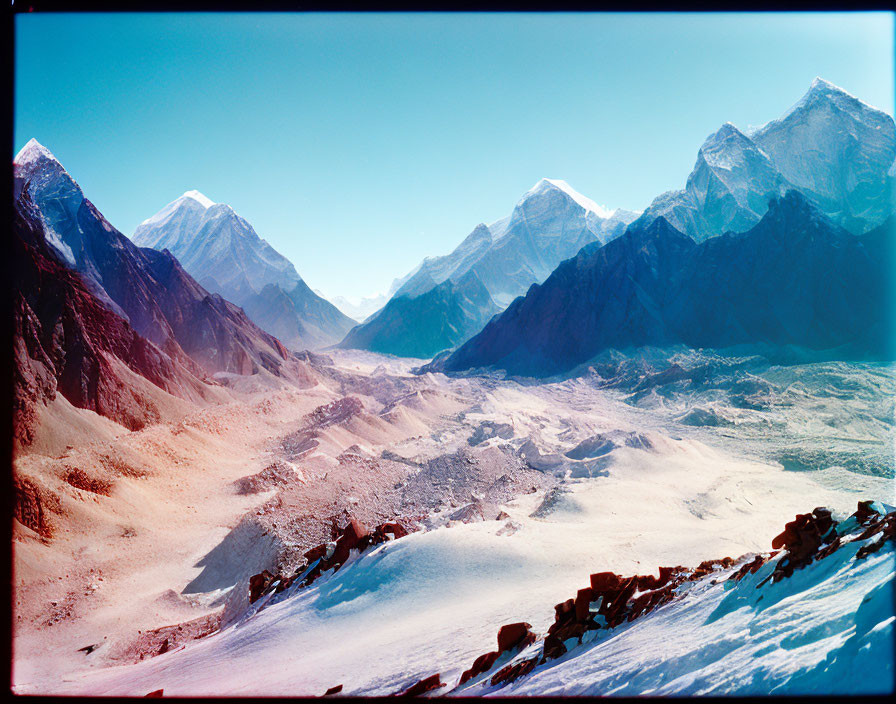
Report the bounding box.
[11,350,896,696]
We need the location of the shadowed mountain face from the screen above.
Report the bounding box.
[14,140,291,377]
[133,191,356,350]
[12,188,218,449]
[443,192,893,377]
[635,79,896,241]
[338,270,500,359]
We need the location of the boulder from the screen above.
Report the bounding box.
[589,572,622,592]
[574,587,594,621]
[395,673,444,697]
[248,570,275,603]
[458,650,500,685]
[497,622,532,653]
[490,657,537,686]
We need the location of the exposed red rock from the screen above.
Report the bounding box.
[323,684,343,696]
[248,517,418,603]
[458,503,895,691]
[458,650,500,685]
[490,657,538,686]
[394,673,444,697]
[497,622,532,653]
[144,689,164,698]
[249,570,276,604]
[770,507,836,581]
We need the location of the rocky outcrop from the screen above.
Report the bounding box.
[234,461,303,495]
[451,501,894,693]
[458,621,538,686]
[247,517,413,604]
[392,673,445,697]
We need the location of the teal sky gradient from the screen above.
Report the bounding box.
[14,12,895,300]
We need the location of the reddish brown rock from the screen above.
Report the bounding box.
[771,508,838,581]
[855,513,895,559]
[304,543,328,564]
[249,570,275,603]
[541,633,567,661]
[458,650,500,685]
[574,587,594,621]
[589,571,622,592]
[144,690,164,698]
[341,518,369,547]
[373,521,408,542]
[728,555,768,582]
[497,622,532,653]
[495,511,510,521]
[852,500,879,524]
[490,657,538,686]
[324,684,343,696]
[394,673,444,697]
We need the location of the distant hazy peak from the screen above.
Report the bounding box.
[139,190,216,227]
[520,178,617,219]
[182,189,215,208]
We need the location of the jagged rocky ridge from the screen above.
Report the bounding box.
[441,191,893,377]
[395,178,639,306]
[133,191,356,350]
[14,140,292,377]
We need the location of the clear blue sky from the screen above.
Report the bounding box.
[15,12,895,300]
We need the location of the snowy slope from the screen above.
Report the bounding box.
[472,508,895,697]
[34,432,892,697]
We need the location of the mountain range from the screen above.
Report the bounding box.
[133,192,355,350]
[440,191,893,377]
[635,78,895,241]
[14,140,293,375]
[340,79,895,361]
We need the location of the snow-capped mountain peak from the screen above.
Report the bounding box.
[753,76,888,136]
[182,189,215,208]
[14,138,59,167]
[526,178,615,219]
